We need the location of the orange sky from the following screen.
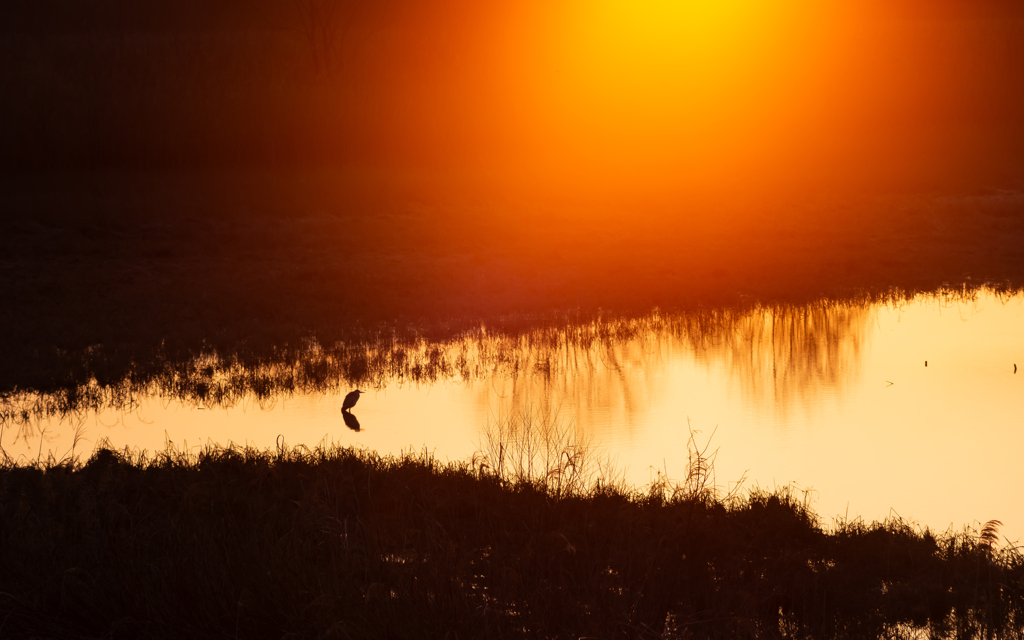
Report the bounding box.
[370,0,1023,196]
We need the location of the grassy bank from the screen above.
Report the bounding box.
[0,436,1021,639]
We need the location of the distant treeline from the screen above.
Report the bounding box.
[1,0,1023,186]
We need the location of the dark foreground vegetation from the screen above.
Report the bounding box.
[0,441,1021,639]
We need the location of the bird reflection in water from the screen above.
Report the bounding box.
[342,411,361,432]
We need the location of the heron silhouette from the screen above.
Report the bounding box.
[342,389,364,412]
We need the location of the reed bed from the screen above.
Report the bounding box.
[2,284,1018,431]
[0,417,1021,639]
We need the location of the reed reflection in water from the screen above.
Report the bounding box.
[2,289,1022,540]
[478,299,872,435]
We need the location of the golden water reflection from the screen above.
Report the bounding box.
[2,289,1022,541]
[480,299,872,430]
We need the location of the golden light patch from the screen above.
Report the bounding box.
[489,0,841,192]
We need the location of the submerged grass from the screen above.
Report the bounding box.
[0,417,1021,640]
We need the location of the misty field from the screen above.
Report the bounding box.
[3,0,1023,386]
[2,170,1024,396]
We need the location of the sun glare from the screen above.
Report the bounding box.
[490,0,839,193]
[390,0,1016,197]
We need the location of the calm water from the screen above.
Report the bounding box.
[4,289,1023,541]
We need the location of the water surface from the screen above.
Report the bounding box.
[4,289,1022,541]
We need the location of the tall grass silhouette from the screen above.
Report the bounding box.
[0,416,1020,638]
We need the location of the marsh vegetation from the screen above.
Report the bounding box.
[1,422,1021,639]
[3,286,1008,430]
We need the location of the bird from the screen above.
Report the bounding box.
[342,389,364,412]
